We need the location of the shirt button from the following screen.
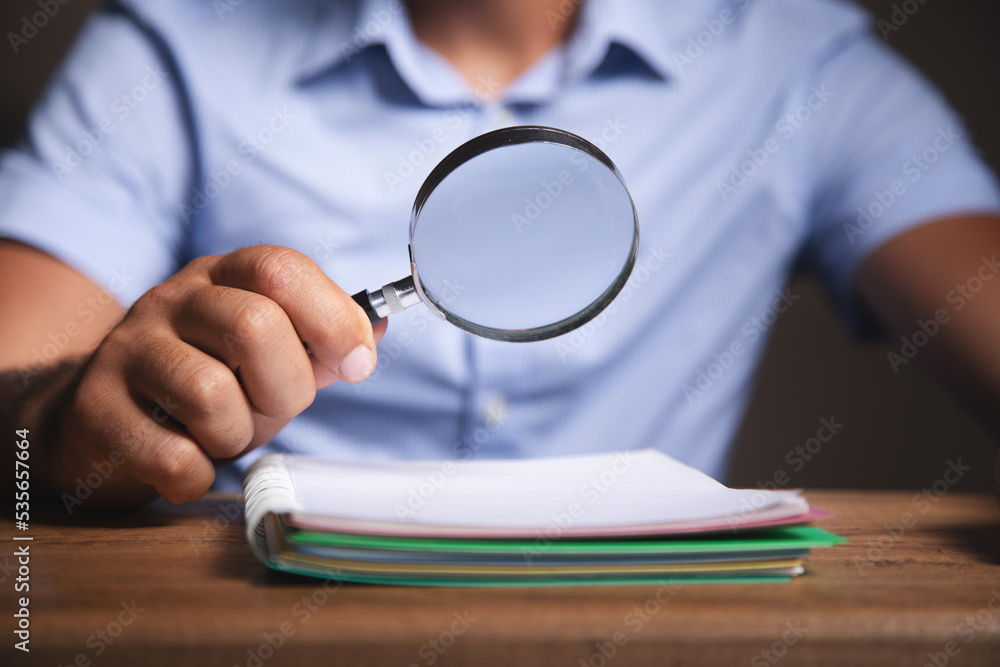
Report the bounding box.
[483,394,508,429]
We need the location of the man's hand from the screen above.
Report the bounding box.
[5,244,385,506]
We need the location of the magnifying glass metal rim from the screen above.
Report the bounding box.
[353,125,640,343]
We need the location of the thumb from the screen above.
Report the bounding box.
[313,317,389,390]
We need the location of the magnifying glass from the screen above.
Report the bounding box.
[352,126,639,342]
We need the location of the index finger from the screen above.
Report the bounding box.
[208,245,377,383]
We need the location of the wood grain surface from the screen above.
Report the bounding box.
[2,490,999,666]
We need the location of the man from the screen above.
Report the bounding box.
[1,0,998,508]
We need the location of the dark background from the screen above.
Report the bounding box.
[1,0,998,492]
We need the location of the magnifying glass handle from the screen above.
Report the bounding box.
[351,276,420,326]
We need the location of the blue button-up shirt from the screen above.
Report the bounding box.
[1,0,998,489]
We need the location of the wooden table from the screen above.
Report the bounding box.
[3,491,999,666]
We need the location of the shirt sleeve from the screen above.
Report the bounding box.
[0,0,194,306]
[796,29,1000,331]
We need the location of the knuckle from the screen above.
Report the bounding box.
[231,297,286,344]
[196,407,254,459]
[210,425,253,459]
[151,443,206,498]
[134,280,183,316]
[181,365,236,417]
[123,334,181,387]
[123,282,190,331]
[253,246,314,295]
[182,254,218,276]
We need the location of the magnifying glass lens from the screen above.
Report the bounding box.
[352,126,639,343]
[412,141,636,333]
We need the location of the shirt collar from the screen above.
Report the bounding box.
[565,0,710,82]
[293,0,395,84]
[294,0,725,92]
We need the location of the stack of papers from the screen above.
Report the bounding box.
[242,449,845,586]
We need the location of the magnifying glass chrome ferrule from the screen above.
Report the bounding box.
[352,275,421,324]
[351,125,640,343]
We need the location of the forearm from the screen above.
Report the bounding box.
[856,216,1000,435]
[855,215,1000,499]
[1,359,87,502]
